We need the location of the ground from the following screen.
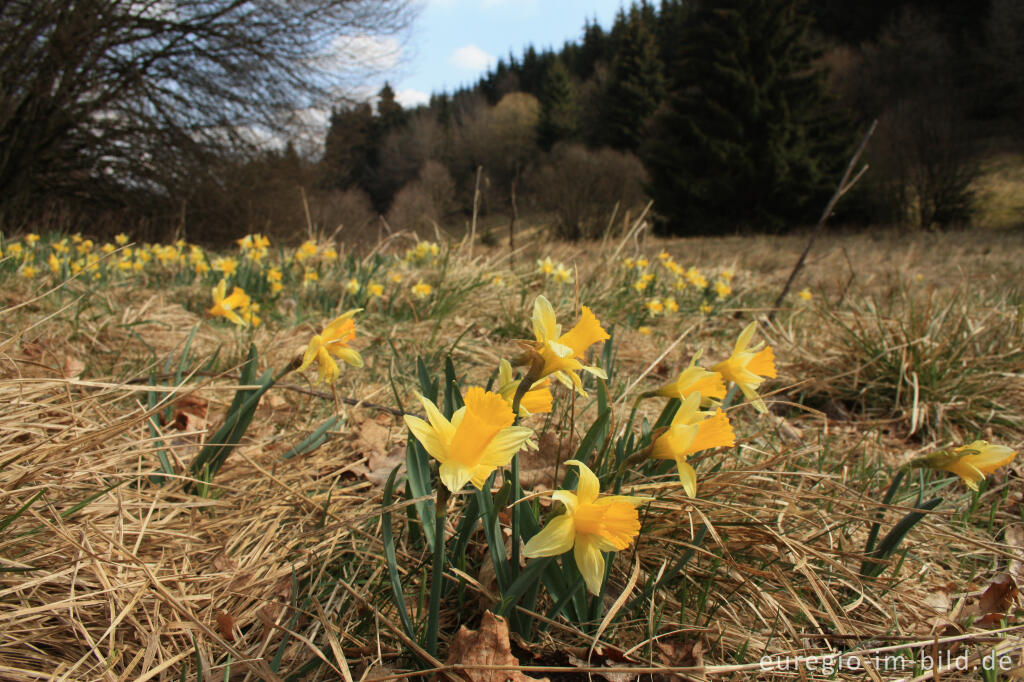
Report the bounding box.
[1,226,1023,681]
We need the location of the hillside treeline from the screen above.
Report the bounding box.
[6,0,1023,242]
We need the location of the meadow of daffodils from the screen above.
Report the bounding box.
[1,228,1022,680]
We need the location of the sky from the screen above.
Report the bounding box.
[385,0,626,108]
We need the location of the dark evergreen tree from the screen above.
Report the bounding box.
[321,102,375,192]
[601,5,666,150]
[375,82,405,134]
[643,0,847,233]
[537,59,580,150]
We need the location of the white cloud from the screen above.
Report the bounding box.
[396,88,430,108]
[449,44,496,71]
[325,34,402,73]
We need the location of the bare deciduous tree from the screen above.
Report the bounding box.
[0,0,412,222]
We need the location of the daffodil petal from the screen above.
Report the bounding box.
[574,534,606,596]
[548,340,575,359]
[404,415,448,464]
[417,394,455,445]
[336,347,363,368]
[551,490,578,513]
[478,426,535,468]
[522,514,576,557]
[298,335,322,373]
[532,295,559,342]
[565,459,600,504]
[735,321,757,353]
[438,461,473,493]
[677,460,698,498]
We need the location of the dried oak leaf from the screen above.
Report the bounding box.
[169,395,209,432]
[445,611,548,682]
[976,574,1019,627]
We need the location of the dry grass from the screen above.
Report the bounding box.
[2,228,1024,680]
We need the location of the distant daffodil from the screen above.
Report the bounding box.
[298,309,364,384]
[712,321,776,413]
[523,460,644,595]
[207,279,252,327]
[650,393,735,497]
[404,387,535,492]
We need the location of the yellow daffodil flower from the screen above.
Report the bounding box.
[22,265,38,278]
[346,278,360,295]
[389,272,403,284]
[632,279,648,292]
[637,257,649,268]
[651,393,735,497]
[412,281,432,298]
[638,326,652,335]
[646,298,664,315]
[303,269,319,284]
[404,387,535,492]
[655,353,726,405]
[919,441,1017,491]
[714,280,732,299]
[529,295,609,393]
[296,240,318,262]
[115,233,129,245]
[298,309,364,384]
[699,304,713,314]
[214,257,238,276]
[368,282,384,297]
[497,359,553,416]
[537,257,556,276]
[523,460,643,595]
[658,250,670,261]
[798,288,812,301]
[686,267,707,289]
[207,279,251,326]
[663,296,679,313]
[554,264,573,284]
[47,253,61,273]
[323,247,338,262]
[711,321,777,413]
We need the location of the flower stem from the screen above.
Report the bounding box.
[425,485,449,656]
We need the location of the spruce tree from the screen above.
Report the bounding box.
[537,59,580,150]
[643,0,846,233]
[602,4,666,150]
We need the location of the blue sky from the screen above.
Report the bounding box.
[387,0,626,107]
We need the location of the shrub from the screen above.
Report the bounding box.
[386,161,457,235]
[529,143,648,240]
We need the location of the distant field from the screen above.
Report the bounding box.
[1,227,1022,680]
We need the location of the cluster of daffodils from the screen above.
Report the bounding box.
[404,240,441,265]
[400,296,780,594]
[536,257,573,285]
[620,251,741,325]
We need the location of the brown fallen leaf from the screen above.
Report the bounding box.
[445,611,548,682]
[979,574,1018,616]
[169,395,209,432]
[62,354,85,378]
[357,445,406,487]
[968,574,1020,628]
[215,611,235,641]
